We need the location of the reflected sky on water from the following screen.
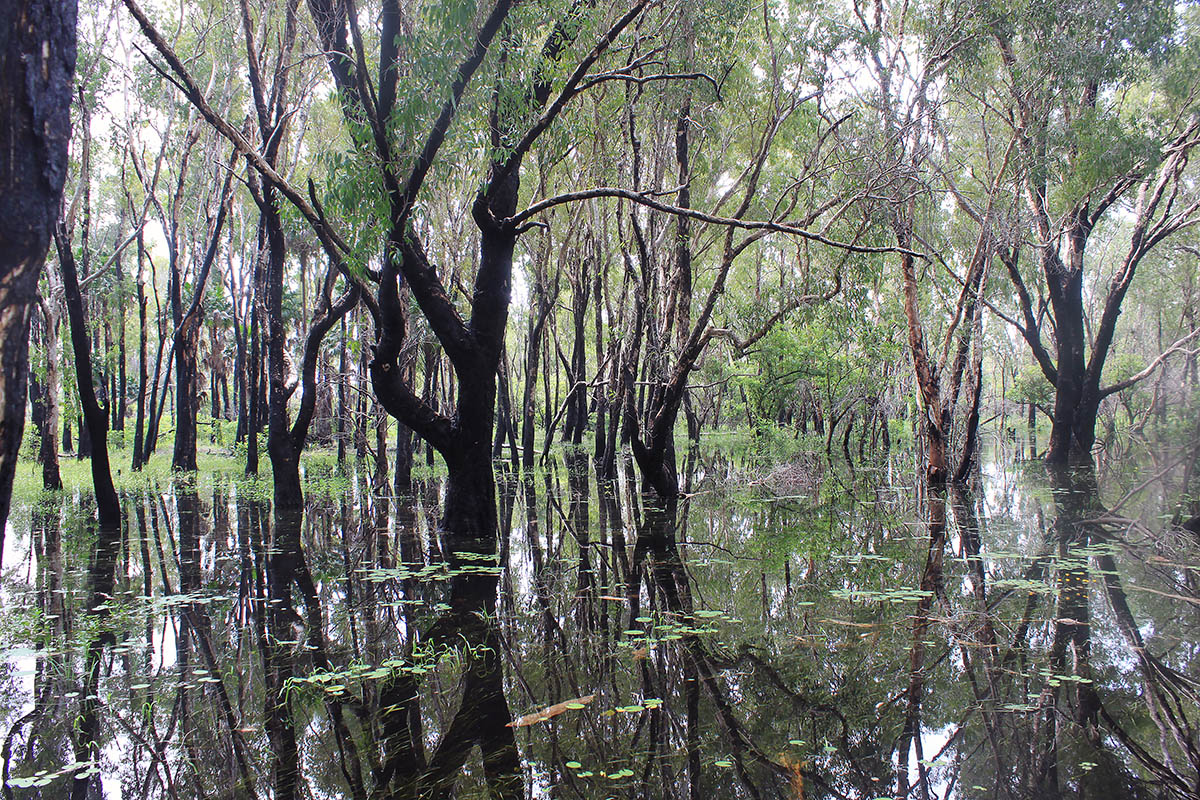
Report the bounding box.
[2,433,1199,799]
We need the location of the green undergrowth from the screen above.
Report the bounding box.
[8,431,387,512]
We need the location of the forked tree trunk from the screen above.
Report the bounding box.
[172,159,233,471]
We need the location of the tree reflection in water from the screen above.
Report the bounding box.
[2,444,1200,799]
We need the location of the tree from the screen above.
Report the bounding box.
[0,0,76,559]
[982,0,1200,464]
[604,3,873,500]
[837,0,1005,485]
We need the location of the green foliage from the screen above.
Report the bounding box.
[1009,365,1053,406]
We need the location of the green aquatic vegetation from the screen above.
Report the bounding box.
[357,561,503,583]
[992,577,1054,594]
[286,635,495,699]
[6,759,98,790]
[830,587,934,604]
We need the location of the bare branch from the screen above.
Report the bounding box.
[506,188,922,257]
[1099,327,1200,399]
[78,226,143,292]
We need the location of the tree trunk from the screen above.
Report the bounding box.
[173,313,202,470]
[78,410,92,458]
[521,290,549,471]
[1044,243,1091,465]
[0,0,76,551]
[898,246,949,483]
[246,299,261,475]
[336,316,347,464]
[262,193,300,513]
[172,161,232,471]
[132,232,149,470]
[29,302,62,490]
[564,263,589,445]
[114,239,127,430]
[56,225,120,526]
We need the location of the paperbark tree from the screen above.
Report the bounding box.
[0,0,76,557]
[295,0,675,547]
[581,13,867,501]
[984,0,1200,464]
[171,150,237,471]
[850,0,1003,485]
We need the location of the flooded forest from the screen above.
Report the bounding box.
[2,0,1200,798]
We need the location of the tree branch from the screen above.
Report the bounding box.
[78,226,142,292]
[122,0,356,265]
[292,282,360,447]
[487,1,649,195]
[996,247,1058,385]
[395,0,516,221]
[506,188,923,257]
[1099,327,1200,399]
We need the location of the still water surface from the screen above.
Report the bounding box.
[2,436,1198,799]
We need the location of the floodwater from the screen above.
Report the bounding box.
[2,434,1199,799]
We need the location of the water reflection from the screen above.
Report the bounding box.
[2,442,1199,798]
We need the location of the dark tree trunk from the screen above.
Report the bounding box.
[261,194,303,513]
[114,228,127,431]
[422,342,438,468]
[174,317,202,470]
[78,411,92,458]
[55,225,120,526]
[592,262,608,466]
[492,351,519,467]
[336,316,347,464]
[520,287,550,470]
[564,263,589,445]
[210,319,221,421]
[132,232,149,470]
[0,0,76,550]
[141,320,167,464]
[172,161,232,471]
[246,299,261,475]
[394,419,413,495]
[1044,235,1091,465]
[231,264,247,443]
